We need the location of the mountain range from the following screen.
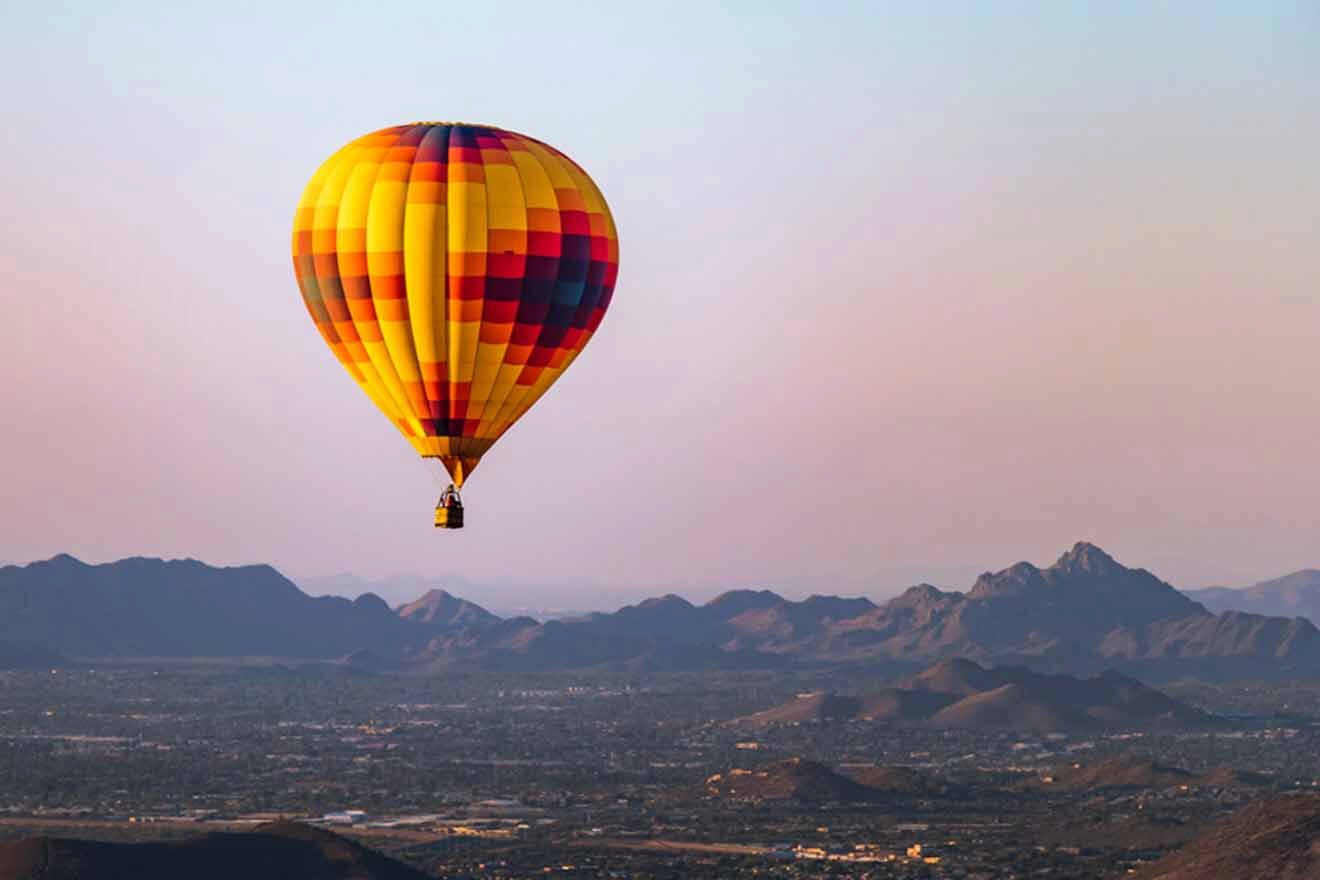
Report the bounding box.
[409,543,1320,678]
[732,658,1211,731]
[1184,570,1320,624]
[4,543,1320,679]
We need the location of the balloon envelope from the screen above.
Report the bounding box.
[292,123,619,486]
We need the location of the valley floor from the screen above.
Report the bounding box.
[1,665,1316,878]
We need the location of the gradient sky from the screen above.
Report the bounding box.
[2,2,1317,606]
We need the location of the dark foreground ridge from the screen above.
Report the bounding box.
[0,820,426,880]
[4,543,1319,679]
[1133,792,1320,879]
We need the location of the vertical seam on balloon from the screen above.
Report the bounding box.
[473,132,533,440]
[446,125,491,465]
[338,128,426,438]
[483,137,566,438]
[309,137,413,436]
[464,125,495,464]
[468,130,532,442]
[442,125,465,462]
[367,123,430,430]
[554,156,615,383]
[434,124,453,445]
[460,126,505,441]
[504,146,589,434]
[403,124,451,441]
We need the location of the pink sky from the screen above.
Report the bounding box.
[1,4,1317,601]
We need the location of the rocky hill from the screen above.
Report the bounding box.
[703,758,882,803]
[1036,754,1276,791]
[1041,755,1197,790]
[396,588,500,631]
[843,764,952,796]
[734,688,953,726]
[734,658,1212,731]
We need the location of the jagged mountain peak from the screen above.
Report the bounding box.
[397,588,460,613]
[966,543,1189,606]
[888,583,957,608]
[396,588,497,628]
[1053,541,1125,576]
[967,560,1046,599]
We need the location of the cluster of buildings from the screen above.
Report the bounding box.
[786,841,942,865]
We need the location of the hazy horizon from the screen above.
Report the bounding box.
[3,538,1309,616]
[3,3,1318,595]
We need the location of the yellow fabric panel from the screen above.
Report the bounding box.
[508,148,558,210]
[521,140,575,189]
[365,180,406,251]
[485,163,528,231]
[402,197,448,413]
[445,178,487,407]
[475,364,525,437]
[366,177,428,420]
[447,181,488,255]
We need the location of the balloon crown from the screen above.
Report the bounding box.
[407,121,496,128]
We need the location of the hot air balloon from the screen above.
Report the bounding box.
[291,123,619,528]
